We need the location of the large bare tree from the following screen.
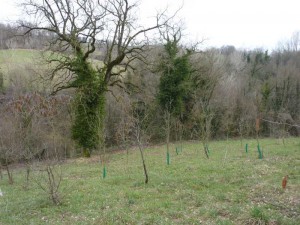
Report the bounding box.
[19,0,173,156]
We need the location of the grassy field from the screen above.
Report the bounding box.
[0,49,42,73]
[0,138,299,225]
[0,49,45,90]
[0,49,115,91]
[0,49,108,72]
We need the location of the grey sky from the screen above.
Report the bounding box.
[0,0,299,50]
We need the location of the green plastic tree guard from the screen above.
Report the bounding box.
[206,144,210,154]
[167,151,170,165]
[257,144,263,159]
[103,166,106,178]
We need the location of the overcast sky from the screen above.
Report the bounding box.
[0,0,299,51]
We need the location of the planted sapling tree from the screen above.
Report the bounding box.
[131,101,152,184]
[190,50,222,159]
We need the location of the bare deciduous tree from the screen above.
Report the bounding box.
[131,100,151,184]
[33,160,63,205]
[19,0,175,156]
[191,49,223,158]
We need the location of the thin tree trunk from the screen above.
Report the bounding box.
[180,113,184,152]
[24,163,31,189]
[203,142,209,159]
[137,141,148,184]
[5,165,13,184]
[165,110,171,164]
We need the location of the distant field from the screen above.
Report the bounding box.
[0,49,108,71]
[0,49,42,70]
[0,138,299,224]
[0,49,117,90]
[0,49,44,89]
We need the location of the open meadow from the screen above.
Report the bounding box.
[0,138,299,225]
[1,1,300,224]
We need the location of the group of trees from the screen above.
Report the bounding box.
[1,0,299,205]
[114,33,300,145]
[0,0,299,200]
[0,1,299,167]
[0,22,55,49]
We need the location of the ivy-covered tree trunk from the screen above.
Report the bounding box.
[72,86,105,157]
[157,30,193,148]
[70,55,106,157]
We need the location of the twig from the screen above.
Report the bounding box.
[261,119,300,128]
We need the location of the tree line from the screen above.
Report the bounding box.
[0,1,299,165]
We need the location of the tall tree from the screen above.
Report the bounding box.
[190,49,223,157]
[157,29,192,117]
[157,27,193,158]
[20,0,172,157]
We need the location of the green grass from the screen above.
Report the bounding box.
[0,138,299,224]
[0,49,113,73]
[0,49,45,89]
[0,49,120,91]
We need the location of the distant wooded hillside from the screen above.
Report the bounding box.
[0,23,299,157]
